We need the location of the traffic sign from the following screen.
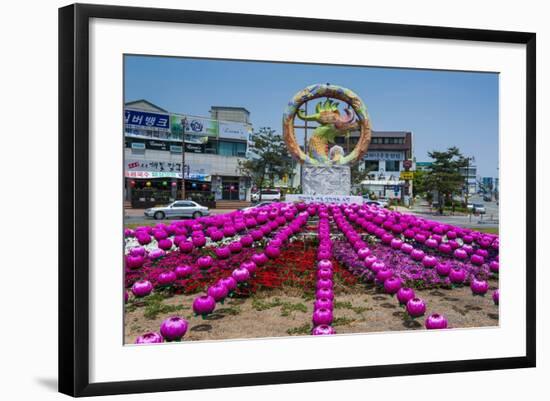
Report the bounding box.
[400,171,414,180]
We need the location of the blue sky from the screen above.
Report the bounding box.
[124,55,499,178]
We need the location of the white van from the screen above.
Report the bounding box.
[251,189,281,202]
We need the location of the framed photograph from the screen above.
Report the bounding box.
[59,3,536,397]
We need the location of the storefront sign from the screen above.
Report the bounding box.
[170,114,219,137]
[126,160,211,181]
[124,109,170,130]
[364,151,404,161]
[285,194,364,204]
[185,143,205,153]
[168,144,205,153]
[219,121,250,140]
[126,138,209,152]
[125,171,211,181]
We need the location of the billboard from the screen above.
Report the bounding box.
[170,114,219,137]
[124,109,170,130]
[219,121,250,140]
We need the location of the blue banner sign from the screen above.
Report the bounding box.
[125,109,170,130]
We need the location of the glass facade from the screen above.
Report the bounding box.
[218,141,247,157]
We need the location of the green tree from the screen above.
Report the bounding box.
[350,163,375,195]
[238,127,295,200]
[412,169,429,197]
[424,147,468,214]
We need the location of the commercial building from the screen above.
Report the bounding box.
[334,131,414,200]
[481,177,494,193]
[124,100,252,207]
[459,164,477,195]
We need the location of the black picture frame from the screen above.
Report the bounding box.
[59,3,536,397]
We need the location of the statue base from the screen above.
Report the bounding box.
[302,164,351,196]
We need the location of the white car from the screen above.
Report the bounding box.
[144,200,209,220]
[363,196,388,208]
[241,201,275,211]
[251,189,281,202]
[472,203,486,214]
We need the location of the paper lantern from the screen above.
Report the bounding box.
[171,181,177,187]
[146,181,152,187]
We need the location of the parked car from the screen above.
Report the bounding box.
[473,203,486,214]
[144,200,209,220]
[241,201,275,211]
[363,196,388,208]
[251,189,281,202]
[483,195,492,202]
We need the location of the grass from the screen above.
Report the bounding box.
[251,298,283,311]
[125,221,164,229]
[252,298,307,317]
[129,292,188,320]
[332,317,356,327]
[286,323,311,336]
[334,301,369,314]
[215,306,241,316]
[466,226,499,234]
[280,302,307,317]
[144,302,186,320]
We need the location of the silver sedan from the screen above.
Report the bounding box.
[144,200,210,220]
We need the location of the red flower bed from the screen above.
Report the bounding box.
[239,240,359,296]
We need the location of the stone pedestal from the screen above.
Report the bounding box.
[302,164,351,196]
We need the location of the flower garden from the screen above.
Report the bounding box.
[124,202,499,344]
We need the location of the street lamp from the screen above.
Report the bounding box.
[181,117,187,200]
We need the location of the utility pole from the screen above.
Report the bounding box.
[464,156,475,206]
[181,117,187,200]
[296,102,309,191]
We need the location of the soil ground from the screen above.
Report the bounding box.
[124,277,498,343]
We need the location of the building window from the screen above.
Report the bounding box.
[205,140,218,154]
[218,141,234,156]
[365,160,379,171]
[218,140,248,157]
[235,142,247,157]
[386,160,400,172]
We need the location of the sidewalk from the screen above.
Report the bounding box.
[124,208,240,217]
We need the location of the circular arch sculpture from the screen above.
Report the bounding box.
[283,83,372,165]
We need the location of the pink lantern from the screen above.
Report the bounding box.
[311,325,336,335]
[207,283,229,302]
[406,297,426,317]
[192,295,216,316]
[312,308,333,326]
[396,287,415,305]
[425,313,448,329]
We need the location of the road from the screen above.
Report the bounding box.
[124,208,237,226]
[124,195,499,231]
[396,194,499,230]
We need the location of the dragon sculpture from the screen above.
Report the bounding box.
[283,83,371,166]
[297,98,359,165]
